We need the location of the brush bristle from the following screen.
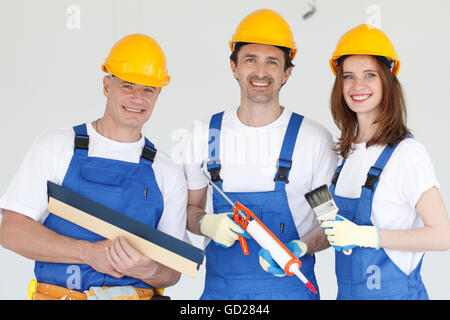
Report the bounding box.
[304,184,332,208]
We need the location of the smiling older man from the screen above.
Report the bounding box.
[0,34,187,300]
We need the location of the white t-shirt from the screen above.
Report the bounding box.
[0,122,188,242]
[334,138,440,275]
[183,107,338,247]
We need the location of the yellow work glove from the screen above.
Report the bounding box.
[321,215,380,250]
[200,213,249,248]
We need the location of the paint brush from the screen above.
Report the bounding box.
[304,184,338,221]
[305,184,352,255]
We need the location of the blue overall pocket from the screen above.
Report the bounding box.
[79,165,125,211]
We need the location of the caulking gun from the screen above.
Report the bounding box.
[200,161,318,294]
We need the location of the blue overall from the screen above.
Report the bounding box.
[34,124,164,292]
[329,141,429,300]
[201,112,319,300]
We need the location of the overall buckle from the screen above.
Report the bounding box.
[274,158,292,183]
[363,166,383,191]
[207,160,222,183]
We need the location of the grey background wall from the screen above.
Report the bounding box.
[0,0,449,299]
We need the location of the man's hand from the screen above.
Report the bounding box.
[259,240,308,277]
[200,213,250,248]
[84,239,124,278]
[105,237,159,280]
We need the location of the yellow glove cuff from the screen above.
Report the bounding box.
[358,226,380,250]
[322,218,380,250]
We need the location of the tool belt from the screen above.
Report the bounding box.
[27,280,169,300]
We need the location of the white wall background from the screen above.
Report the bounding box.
[0,0,449,300]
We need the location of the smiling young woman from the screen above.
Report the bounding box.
[323,24,450,300]
[330,54,410,158]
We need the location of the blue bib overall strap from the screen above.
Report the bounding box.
[202,111,319,300]
[207,111,224,188]
[274,113,304,190]
[330,158,346,192]
[330,139,429,300]
[140,139,157,166]
[35,123,165,292]
[73,124,89,155]
[357,143,401,224]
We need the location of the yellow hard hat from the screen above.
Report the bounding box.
[230,9,297,60]
[102,34,170,87]
[330,24,400,76]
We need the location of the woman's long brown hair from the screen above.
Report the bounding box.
[330,56,412,158]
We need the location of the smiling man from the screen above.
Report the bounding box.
[183,9,338,300]
[0,34,187,300]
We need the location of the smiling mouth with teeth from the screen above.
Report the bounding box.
[123,106,145,113]
[351,94,371,102]
[250,81,270,87]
